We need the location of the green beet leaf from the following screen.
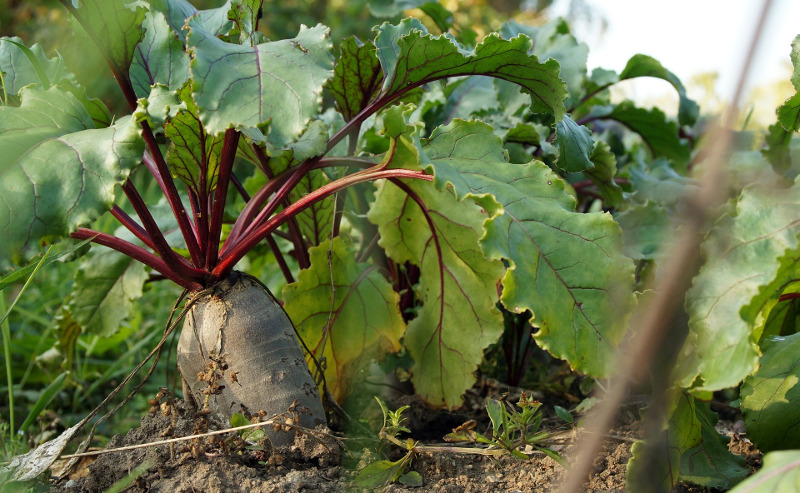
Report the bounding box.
[728,450,800,493]
[585,140,623,208]
[0,86,143,264]
[679,180,800,392]
[592,102,690,168]
[627,392,702,491]
[282,237,405,401]
[619,53,699,127]
[499,19,588,106]
[615,201,669,260]
[792,34,800,91]
[64,247,149,338]
[421,119,635,378]
[778,91,800,133]
[679,400,748,489]
[163,85,224,196]
[130,9,191,98]
[66,0,147,79]
[367,107,505,408]
[741,333,800,452]
[554,115,594,173]
[0,38,64,95]
[328,37,383,122]
[373,18,567,120]
[187,19,333,144]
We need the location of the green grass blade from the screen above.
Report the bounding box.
[18,372,67,432]
[0,245,55,433]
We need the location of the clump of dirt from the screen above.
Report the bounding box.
[49,385,760,492]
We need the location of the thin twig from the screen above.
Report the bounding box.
[58,420,278,459]
[557,1,775,491]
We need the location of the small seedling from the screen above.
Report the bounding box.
[445,392,567,466]
[354,397,422,488]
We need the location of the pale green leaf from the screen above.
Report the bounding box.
[188,20,333,144]
[678,181,800,391]
[422,120,635,378]
[0,86,143,263]
[616,201,669,260]
[792,34,800,92]
[282,238,405,401]
[369,178,504,407]
[66,247,149,338]
[68,0,147,76]
[728,450,800,493]
[374,19,567,120]
[741,333,800,452]
[130,9,191,98]
[0,38,64,94]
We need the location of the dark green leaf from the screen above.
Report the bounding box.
[741,333,800,452]
[554,405,573,424]
[594,102,690,167]
[584,140,623,207]
[227,0,268,46]
[679,400,747,489]
[164,88,224,195]
[328,37,383,122]
[188,20,333,144]
[555,115,594,173]
[619,54,699,126]
[422,120,635,378]
[627,393,701,491]
[762,122,794,177]
[374,19,567,120]
[0,86,143,263]
[778,91,800,133]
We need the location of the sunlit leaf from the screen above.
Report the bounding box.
[741,333,800,452]
[679,180,800,391]
[282,238,405,401]
[374,18,567,120]
[422,119,635,378]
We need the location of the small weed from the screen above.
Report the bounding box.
[354,397,422,488]
[445,393,567,466]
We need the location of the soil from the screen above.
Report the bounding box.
[48,380,762,493]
